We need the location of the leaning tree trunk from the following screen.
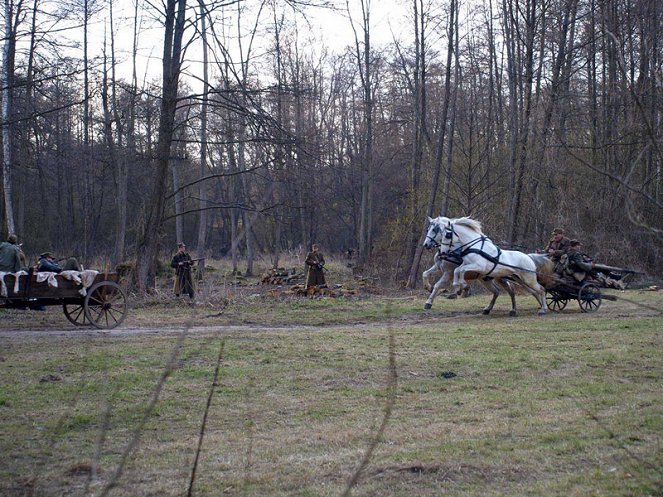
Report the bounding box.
[135,0,187,293]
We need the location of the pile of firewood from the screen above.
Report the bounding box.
[260,268,304,285]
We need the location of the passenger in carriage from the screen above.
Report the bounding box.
[38,252,62,273]
[544,228,571,262]
[564,240,625,289]
[37,252,82,272]
[0,234,27,273]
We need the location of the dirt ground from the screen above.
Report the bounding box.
[1,285,661,339]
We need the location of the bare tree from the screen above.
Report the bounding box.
[1,0,25,236]
[135,0,188,292]
[406,0,457,289]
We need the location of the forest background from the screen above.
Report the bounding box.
[1,0,662,290]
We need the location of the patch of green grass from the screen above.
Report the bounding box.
[1,290,662,496]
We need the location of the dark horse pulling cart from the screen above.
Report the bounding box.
[545,263,640,313]
[0,271,128,329]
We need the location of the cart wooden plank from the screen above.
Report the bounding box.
[2,272,119,300]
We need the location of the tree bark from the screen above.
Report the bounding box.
[135,0,187,293]
[406,0,456,289]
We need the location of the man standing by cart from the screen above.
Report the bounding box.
[171,242,195,299]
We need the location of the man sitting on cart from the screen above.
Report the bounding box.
[0,234,27,273]
[37,252,81,273]
[563,240,625,289]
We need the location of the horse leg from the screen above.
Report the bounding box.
[495,278,517,316]
[422,264,439,292]
[424,271,452,309]
[516,275,549,315]
[452,264,476,296]
[479,279,500,315]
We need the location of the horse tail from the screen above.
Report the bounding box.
[528,253,556,290]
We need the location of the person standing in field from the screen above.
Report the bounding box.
[171,242,194,299]
[305,244,326,289]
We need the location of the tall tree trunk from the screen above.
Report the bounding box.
[404,0,426,277]
[406,0,456,289]
[1,0,19,236]
[135,0,187,293]
[348,0,374,268]
[172,157,184,244]
[196,0,209,277]
[82,0,91,258]
[506,0,537,246]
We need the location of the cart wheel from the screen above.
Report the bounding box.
[84,281,128,329]
[546,291,568,312]
[63,303,90,326]
[578,282,601,313]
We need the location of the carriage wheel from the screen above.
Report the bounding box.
[578,282,601,313]
[84,281,128,329]
[546,291,568,312]
[63,303,90,326]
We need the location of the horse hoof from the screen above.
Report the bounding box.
[445,294,457,300]
[538,310,547,316]
[482,309,490,315]
[424,303,432,310]
[509,310,517,317]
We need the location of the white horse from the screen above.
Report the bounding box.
[423,216,549,315]
[422,251,519,315]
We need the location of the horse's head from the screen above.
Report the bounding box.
[423,216,452,250]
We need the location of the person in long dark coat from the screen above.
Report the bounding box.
[171,242,194,298]
[305,244,326,289]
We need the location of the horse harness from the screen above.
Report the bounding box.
[433,221,535,277]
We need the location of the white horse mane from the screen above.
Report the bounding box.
[452,216,483,234]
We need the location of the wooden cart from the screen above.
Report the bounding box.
[1,271,128,329]
[545,263,640,313]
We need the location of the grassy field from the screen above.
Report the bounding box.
[1,259,662,496]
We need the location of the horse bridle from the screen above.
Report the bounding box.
[425,221,456,250]
[435,221,503,274]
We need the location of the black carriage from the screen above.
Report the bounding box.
[0,271,128,329]
[545,263,639,313]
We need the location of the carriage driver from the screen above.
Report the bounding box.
[545,228,571,262]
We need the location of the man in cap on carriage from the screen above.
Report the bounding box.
[564,240,625,289]
[545,228,571,263]
[37,252,81,273]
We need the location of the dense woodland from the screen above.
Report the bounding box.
[1,0,662,290]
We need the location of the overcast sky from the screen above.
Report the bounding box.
[78,0,413,90]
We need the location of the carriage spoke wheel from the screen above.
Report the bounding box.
[546,291,568,312]
[578,282,601,313]
[84,281,128,329]
[63,303,90,326]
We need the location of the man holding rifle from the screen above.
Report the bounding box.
[305,243,327,290]
[171,242,199,299]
